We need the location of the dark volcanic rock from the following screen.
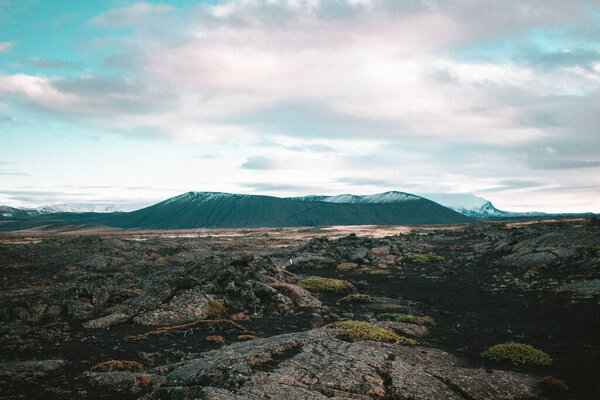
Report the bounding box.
[140,330,541,400]
[1,219,599,399]
[0,359,66,380]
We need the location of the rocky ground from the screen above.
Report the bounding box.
[1,219,599,399]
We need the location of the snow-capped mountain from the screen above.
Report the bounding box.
[0,201,155,216]
[52,201,155,213]
[418,193,546,218]
[293,191,420,204]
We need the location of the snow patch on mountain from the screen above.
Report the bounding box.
[295,191,420,204]
[163,192,252,205]
[418,193,547,218]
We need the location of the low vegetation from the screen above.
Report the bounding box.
[480,342,552,366]
[410,254,445,264]
[379,313,436,326]
[524,264,548,278]
[237,334,260,341]
[297,277,355,294]
[206,300,225,319]
[341,293,372,303]
[206,335,225,343]
[337,262,358,271]
[90,360,144,372]
[540,376,569,392]
[2,263,23,270]
[269,283,300,300]
[322,320,417,345]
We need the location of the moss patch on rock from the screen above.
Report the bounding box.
[379,313,436,327]
[297,277,355,294]
[322,320,417,345]
[410,254,445,264]
[90,360,144,372]
[206,300,225,319]
[481,342,552,366]
[342,293,372,303]
[337,262,358,271]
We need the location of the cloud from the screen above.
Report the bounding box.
[0,41,13,52]
[240,182,323,193]
[530,159,600,170]
[336,177,392,186]
[0,0,596,145]
[0,189,92,204]
[0,171,29,176]
[478,179,544,193]
[287,144,335,153]
[20,57,79,70]
[240,156,277,170]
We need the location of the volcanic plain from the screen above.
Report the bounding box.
[1,219,599,399]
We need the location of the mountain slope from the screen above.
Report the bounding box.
[97,191,473,229]
[419,193,547,218]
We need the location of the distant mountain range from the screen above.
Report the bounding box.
[0,191,473,230]
[417,193,547,218]
[1,191,592,231]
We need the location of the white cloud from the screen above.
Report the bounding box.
[0,41,14,52]
[2,1,597,145]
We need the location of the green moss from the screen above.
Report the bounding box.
[368,269,392,275]
[322,320,417,345]
[206,300,225,319]
[297,277,355,294]
[337,262,358,271]
[341,293,372,303]
[90,360,144,372]
[481,342,552,366]
[379,313,436,327]
[410,254,445,264]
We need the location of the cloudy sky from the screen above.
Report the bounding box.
[1,0,599,212]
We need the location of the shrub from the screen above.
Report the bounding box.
[206,300,225,319]
[297,277,355,294]
[269,283,300,301]
[480,342,552,366]
[540,376,569,391]
[342,293,372,303]
[90,360,144,372]
[379,313,436,326]
[524,264,548,278]
[2,263,23,270]
[337,262,358,271]
[206,335,225,343]
[322,320,417,345]
[565,274,587,280]
[368,269,392,275]
[237,334,260,341]
[410,254,444,264]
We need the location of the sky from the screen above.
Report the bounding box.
[0,0,599,213]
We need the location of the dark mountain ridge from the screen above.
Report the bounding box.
[0,191,473,230]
